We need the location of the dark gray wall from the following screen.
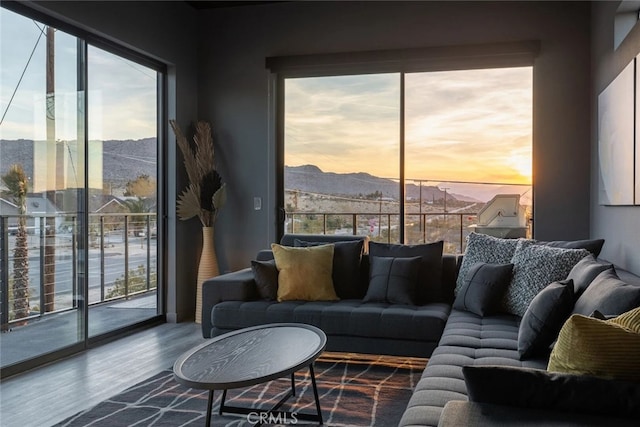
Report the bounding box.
[28,0,200,321]
[198,1,592,272]
[591,1,640,274]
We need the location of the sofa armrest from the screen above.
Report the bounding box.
[201,268,259,338]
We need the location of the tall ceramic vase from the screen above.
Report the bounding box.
[196,226,219,323]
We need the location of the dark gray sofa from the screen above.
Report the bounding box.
[202,234,457,357]
[399,267,640,427]
[201,233,640,426]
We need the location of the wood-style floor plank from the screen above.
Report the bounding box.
[0,322,206,427]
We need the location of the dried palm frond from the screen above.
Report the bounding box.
[170,120,226,227]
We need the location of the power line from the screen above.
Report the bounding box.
[0,23,45,126]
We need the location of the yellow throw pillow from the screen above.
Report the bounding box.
[271,243,339,302]
[548,308,640,382]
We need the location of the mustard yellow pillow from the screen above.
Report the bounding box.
[271,243,339,302]
[548,307,640,382]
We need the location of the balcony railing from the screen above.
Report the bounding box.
[285,211,479,254]
[0,213,157,329]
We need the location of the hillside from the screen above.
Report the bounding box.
[0,138,157,190]
[285,164,460,202]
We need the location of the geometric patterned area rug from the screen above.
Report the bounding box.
[54,352,427,427]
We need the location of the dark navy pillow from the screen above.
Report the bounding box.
[518,279,574,359]
[453,262,513,316]
[364,256,421,305]
[251,259,278,301]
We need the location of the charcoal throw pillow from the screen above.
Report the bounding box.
[503,244,589,316]
[572,268,640,316]
[453,262,513,316]
[250,259,278,301]
[369,241,443,303]
[455,233,525,297]
[538,238,605,258]
[294,238,364,299]
[518,279,574,359]
[364,256,421,304]
[463,365,640,419]
[566,255,613,298]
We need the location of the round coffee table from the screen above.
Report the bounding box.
[173,323,327,426]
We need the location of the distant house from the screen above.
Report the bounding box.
[0,194,61,234]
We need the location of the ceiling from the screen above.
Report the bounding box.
[186,1,286,9]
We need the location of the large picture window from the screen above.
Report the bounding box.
[0,5,163,375]
[282,65,532,253]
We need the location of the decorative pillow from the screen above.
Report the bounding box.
[368,241,443,304]
[455,233,524,297]
[548,308,640,382]
[294,238,364,299]
[503,243,589,316]
[463,365,640,418]
[518,279,574,359]
[364,256,421,305]
[538,238,605,258]
[453,262,513,316]
[250,259,278,301]
[572,268,640,316]
[566,255,613,298]
[271,243,339,302]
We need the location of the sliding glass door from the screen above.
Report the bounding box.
[0,5,162,375]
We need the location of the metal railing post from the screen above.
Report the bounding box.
[1,217,9,331]
[100,216,105,302]
[124,216,129,298]
[146,215,151,291]
[39,218,46,317]
[352,214,357,235]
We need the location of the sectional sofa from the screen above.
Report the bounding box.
[201,233,640,426]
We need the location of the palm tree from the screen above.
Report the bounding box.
[2,164,30,320]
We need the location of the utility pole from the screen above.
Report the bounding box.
[44,26,56,313]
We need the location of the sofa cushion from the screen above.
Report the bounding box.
[369,240,444,304]
[210,299,450,343]
[503,243,589,316]
[294,238,364,299]
[271,243,339,301]
[548,308,640,382]
[453,262,513,316]
[573,268,640,316]
[250,259,278,301]
[566,255,613,298]
[463,365,640,419]
[364,255,421,304]
[518,279,574,359]
[455,233,522,297]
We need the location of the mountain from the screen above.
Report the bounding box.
[1,138,156,190]
[285,164,458,202]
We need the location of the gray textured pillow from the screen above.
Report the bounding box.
[364,256,421,305]
[566,254,613,298]
[453,262,513,316]
[573,268,640,316]
[503,243,589,316]
[455,233,523,296]
[518,279,574,359]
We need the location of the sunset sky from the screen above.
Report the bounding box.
[285,67,532,186]
[0,8,156,142]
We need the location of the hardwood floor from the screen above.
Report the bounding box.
[0,322,206,427]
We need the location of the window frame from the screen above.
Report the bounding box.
[269,41,538,241]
